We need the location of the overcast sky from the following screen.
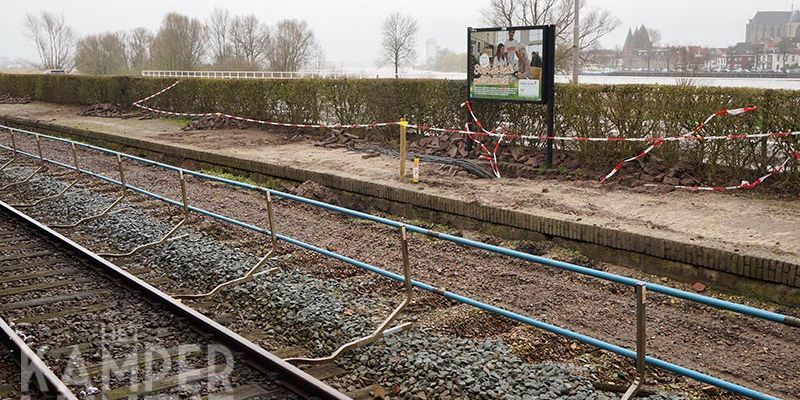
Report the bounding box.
[2,0,799,68]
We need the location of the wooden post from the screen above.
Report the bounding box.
[399,118,408,181]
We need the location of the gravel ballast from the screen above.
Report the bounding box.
[0,165,693,399]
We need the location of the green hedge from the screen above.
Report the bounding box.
[1,74,798,192]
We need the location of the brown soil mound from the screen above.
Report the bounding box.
[182,115,252,131]
[78,103,153,119]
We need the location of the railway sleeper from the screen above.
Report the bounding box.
[0,277,92,297]
[0,266,78,285]
[90,363,230,400]
[15,301,117,324]
[0,289,111,311]
[0,257,74,274]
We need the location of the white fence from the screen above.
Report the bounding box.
[142,70,380,80]
[140,70,467,80]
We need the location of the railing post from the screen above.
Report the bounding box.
[117,154,126,197]
[173,189,280,299]
[399,118,408,181]
[285,224,414,365]
[0,131,16,171]
[98,168,190,257]
[35,134,44,164]
[11,138,83,208]
[10,131,16,156]
[266,191,278,251]
[179,170,189,218]
[622,283,647,400]
[400,225,412,298]
[71,142,80,174]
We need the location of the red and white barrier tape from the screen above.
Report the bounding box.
[133,81,399,129]
[134,81,181,105]
[674,144,798,192]
[406,126,800,143]
[135,82,797,190]
[600,106,760,184]
[463,101,503,178]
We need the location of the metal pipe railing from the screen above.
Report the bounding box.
[49,154,126,229]
[11,141,81,208]
[285,225,414,365]
[0,126,793,400]
[0,143,783,400]
[0,134,44,191]
[97,170,190,258]
[0,125,794,328]
[174,191,280,299]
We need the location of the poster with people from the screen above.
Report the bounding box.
[468,26,551,103]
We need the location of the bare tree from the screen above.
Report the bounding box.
[379,13,419,78]
[75,32,128,75]
[230,14,269,69]
[150,13,206,70]
[207,8,232,67]
[310,44,327,71]
[127,27,153,72]
[23,12,77,70]
[647,28,662,47]
[482,0,620,72]
[266,19,316,72]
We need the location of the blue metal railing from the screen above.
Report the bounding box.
[0,124,794,400]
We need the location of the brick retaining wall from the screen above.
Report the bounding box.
[3,116,798,306]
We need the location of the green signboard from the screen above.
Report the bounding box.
[468,25,555,104]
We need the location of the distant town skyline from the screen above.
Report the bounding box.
[1,0,800,69]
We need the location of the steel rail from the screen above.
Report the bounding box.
[1,125,794,328]
[0,200,352,400]
[0,135,788,400]
[0,317,78,400]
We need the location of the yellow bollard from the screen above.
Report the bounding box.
[399,118,408,181]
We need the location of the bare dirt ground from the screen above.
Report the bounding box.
[2,134,798,399]
[1,102,798,267]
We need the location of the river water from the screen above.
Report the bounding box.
[559,75,800,90]
[356,68,800,89]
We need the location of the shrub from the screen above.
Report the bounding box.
[1,73,798,191]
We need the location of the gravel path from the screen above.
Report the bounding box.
[1,147,796,398]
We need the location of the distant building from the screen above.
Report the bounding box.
[727,42,755,71]
[621,25,657,70]
[745,10,800,43]
[704,48,728,71]
[622,25,653,54]
[426,39,438,67]
[753,38,800,71]
[584,48,619,71]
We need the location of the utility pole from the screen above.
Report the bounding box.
[572,0,580,83]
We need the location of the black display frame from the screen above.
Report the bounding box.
[466,24,558,167]
[467,25,556,105]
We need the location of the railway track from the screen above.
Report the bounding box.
[0,200,351,400]
[2,128,799,399]
[0,332,50,400]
